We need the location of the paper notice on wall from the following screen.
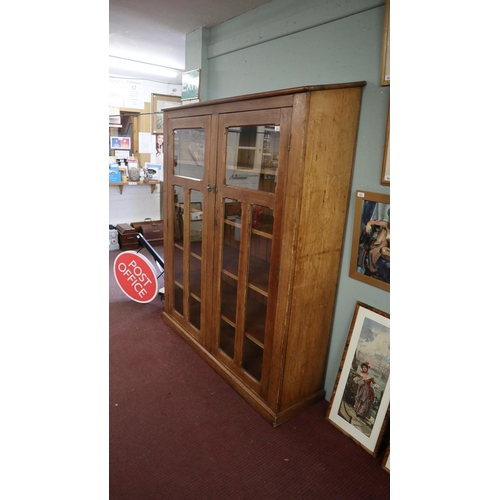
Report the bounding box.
[123,80,144,109]
[139,133,153,153]
[109,78,145,109]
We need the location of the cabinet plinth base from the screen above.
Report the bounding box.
[162,311,324,426]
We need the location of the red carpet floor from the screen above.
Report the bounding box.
[109,247,390,499]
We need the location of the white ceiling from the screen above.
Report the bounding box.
[109,0,271,84]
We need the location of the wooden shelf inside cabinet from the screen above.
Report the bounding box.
[109,181,161,194]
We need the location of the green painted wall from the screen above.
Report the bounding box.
[186,0,390,401]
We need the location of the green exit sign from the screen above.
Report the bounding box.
[182,69,201,100]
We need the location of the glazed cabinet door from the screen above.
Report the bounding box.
[212,108,292,399]
[164,115,215,345]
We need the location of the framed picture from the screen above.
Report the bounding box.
[382,444,390,473]
[380,0,390,86]
[381,104,390,185]
[110,136,131,150]
[151,94,181,134]
[326,302,390,457]
[349,191,390,292]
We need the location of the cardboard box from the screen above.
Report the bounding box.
[145,162,162,181]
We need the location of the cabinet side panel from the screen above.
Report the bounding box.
[280,87,363,409]
[266,94,309,410]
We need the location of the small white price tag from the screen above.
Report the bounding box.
[357,191,365,198]
[128,182,138,186]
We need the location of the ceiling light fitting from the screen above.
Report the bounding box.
[109,56,179,78]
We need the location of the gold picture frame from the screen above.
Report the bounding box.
[380,0,390,86]
[151,94,181,134]
[326,301,390,457]
[349,191,390,292]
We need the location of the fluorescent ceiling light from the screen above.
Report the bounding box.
[109,56,179,78]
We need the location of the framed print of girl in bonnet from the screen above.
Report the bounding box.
[326,302,390,456]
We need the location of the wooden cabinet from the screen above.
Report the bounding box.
[161,82,365,426]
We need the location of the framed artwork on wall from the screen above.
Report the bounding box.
[381,104,390,185]
[151,94,181,134]
[380,0,390,86]
[349,191,390,292]
[110,136,131,150]
[326,302,390,457]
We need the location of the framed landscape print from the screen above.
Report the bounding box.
[326,302,390,457]
[349,191,390,292]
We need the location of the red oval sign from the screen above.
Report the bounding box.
[113,251,159,303]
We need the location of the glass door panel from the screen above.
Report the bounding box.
[174,128,205,180]
[219,198,241,360]
[173,245,184,317]
[165,115,212,345]
[248,205,273,293]
[217,199,274,384]
[171,184,204,332]
[225,125,280,194]
[213,109,287,391]
[188,189,203,329]
[173,185,184,316]
[242,337,263,382]
[241,205,273,381]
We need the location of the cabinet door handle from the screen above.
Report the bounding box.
[207,183,213,192]
[207,184,218,193]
